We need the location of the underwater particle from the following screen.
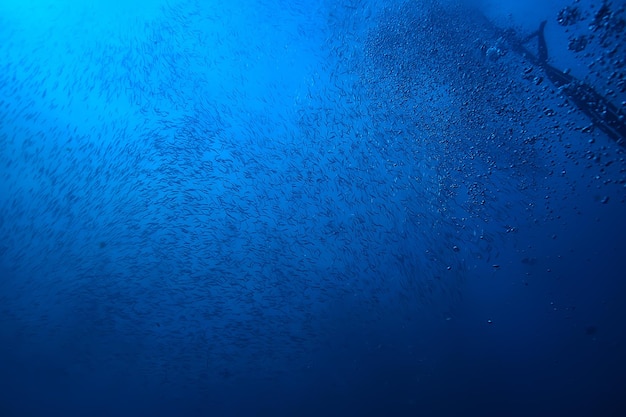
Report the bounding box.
[522,257,537,265]
[486,46,502,61]
[600,195,610,204]
[452,245,460,252]
[544,107,556,116]
[557,5,582,26]
[582,124,595,133]
[487,319,493,324]
[505,225,517,233]
[568,35,588,52]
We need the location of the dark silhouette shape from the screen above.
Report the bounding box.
[536,21,549,64]
[486,18,626,147]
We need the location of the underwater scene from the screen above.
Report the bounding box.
[1,0,625,416]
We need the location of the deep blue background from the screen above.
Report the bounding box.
[1,0,625,416]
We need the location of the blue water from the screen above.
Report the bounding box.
[1,0,625,416]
